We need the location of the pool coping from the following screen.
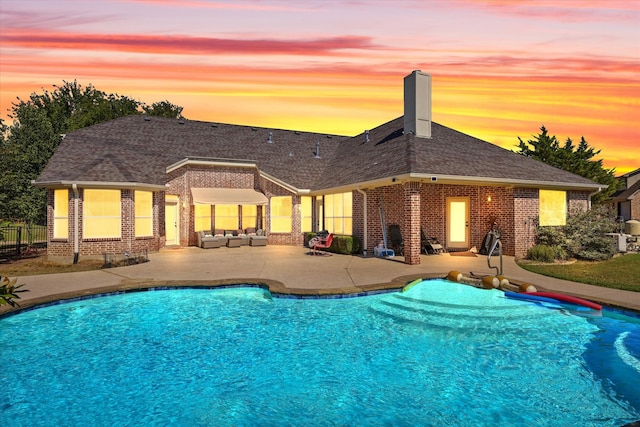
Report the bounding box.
[4,271,637,319]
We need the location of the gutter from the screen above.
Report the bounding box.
[72,183,79,264]
[356,188,368,254]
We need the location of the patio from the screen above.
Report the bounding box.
[4,245,640,314]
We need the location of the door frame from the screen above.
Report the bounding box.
[446,196,469,250]
[164,197,180,246]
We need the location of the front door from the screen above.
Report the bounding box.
[165,201,179,246]
[446,197,469,250]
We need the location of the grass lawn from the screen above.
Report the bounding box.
[0,254,104,277]
[517,253,640,292]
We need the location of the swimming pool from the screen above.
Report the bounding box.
[1,279,639,426]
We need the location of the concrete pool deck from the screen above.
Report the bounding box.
[2,245,640,314]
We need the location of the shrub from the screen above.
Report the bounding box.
[533,205,617,261]
[304,232,360,255]
[527,244,556,263]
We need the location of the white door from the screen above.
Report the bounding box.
[447,197,469,249]
[165,201,179,246]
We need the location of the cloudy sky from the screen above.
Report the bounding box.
[1,0,638,174]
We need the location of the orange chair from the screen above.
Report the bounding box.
[313,233,334,255]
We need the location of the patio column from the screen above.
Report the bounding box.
[403,182,421,265]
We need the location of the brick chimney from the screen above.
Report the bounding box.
[403,70,432,138]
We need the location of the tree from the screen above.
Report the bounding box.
[142,100,184,118]
[0,81,184,224]
[517,126,621,204]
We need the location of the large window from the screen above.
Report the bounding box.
[241,205,257,230]
[53,189,69,239]
[84,189,121,239]
[270,196,292,233]
[135,191,153,237]
[324,192,352,234]
[194,204,211,232]
[539,189,567,226]
[214,204,238,230]
[301,197,313,232]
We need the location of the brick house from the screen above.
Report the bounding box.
[611,168,640,222]
[34,71,604,264]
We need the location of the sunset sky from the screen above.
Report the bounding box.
[1,0,638,174]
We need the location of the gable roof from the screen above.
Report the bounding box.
[35,114,603,193]
[611,180,640,203]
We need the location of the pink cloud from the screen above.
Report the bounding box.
[451,0,640,22]
[0,29,380,55]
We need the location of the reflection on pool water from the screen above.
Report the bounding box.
[1,279,639,426]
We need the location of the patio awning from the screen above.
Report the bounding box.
[191,187,268,205]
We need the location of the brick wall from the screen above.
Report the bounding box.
[47,188,162,262]
[358,183,518,259]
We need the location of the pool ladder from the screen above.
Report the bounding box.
[487,238,503,276]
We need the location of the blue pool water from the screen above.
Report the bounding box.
[1,279,639,426]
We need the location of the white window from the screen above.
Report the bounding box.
[135,191,153,237]
[194,204,211,232]
[539,190,567,226]
[84,189,121,238]
[324,192,352,234]
[270,196,292,233]
[53,189,69,239]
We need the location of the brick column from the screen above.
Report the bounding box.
[403,182,422,265]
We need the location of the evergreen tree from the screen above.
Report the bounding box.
[517,126,621,204]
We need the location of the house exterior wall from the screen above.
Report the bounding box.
[358,183,517,260]
[44,169,596,263]
[166,164,259,246]
[46,188,162,262]
[632,197,640,220]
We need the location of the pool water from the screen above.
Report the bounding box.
[1,280,639,426]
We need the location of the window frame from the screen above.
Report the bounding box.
[270,196,292,233]
[134,190,153,238]
[83,189,122,239]
[53,189,69,240]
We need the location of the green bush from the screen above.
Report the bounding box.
[527,244,556,263]
[305,232,360,255]
[533,205,616,261]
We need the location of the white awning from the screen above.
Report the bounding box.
[191,188,268,205]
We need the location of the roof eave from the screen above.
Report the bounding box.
[310,173,605,195]
[166,157,258,174]
[32,180,168,191]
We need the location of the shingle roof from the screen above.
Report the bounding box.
[36,114,601,192]
[37,115,342,190]
[611,180,640,202]
[315,117,600,189]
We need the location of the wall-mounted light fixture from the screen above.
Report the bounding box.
[487,196,492,202]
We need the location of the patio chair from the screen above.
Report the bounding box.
[312,233,334,255]
[197,231,224,249]
[388,224,404,255]
[421,228,444,255]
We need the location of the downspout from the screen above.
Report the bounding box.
[72,184,79,264]
[356,188,368,255]
[588,187,602,210]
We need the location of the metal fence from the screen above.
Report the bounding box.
[0,225,47,258]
